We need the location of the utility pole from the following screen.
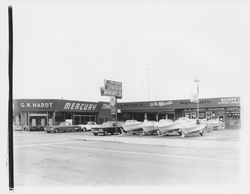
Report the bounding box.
[194,76,200,123]
[146,64,150,101]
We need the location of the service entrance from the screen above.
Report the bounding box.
[28,113,48,129]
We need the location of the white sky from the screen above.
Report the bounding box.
[10,0,250,102]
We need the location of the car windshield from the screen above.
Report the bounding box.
[59,122,70,126]
[59,122,66,126]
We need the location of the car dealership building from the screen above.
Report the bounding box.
[13,96,241,130]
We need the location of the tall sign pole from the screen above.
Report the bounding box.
[115,97,118,134]
[146,64,150,101]
[101,79,122,134]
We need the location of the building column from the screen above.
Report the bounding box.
[165,114,168,119]
[52,112,56,125]
[144,112,147,120]
[156,113,159,121]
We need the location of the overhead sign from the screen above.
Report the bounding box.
[100,79,122,99]
[14,99,100,112]
[105,79,122,87]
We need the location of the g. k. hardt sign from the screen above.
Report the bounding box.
[20,102,53,108]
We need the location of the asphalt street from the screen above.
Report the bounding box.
[14,130,240,186]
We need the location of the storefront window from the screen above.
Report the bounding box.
[191,112,196,119]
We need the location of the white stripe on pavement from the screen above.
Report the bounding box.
[14,139,75,145]
[46,144,239,164]
[14,141,79,148]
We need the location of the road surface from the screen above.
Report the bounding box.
[14,130,240,186]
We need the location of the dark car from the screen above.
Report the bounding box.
[45,122,82,133]
[91,121,124,136]
[23,125,45,131]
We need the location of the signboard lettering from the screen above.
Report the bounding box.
[181,99,211,105]
[20,102,53,108]
[64,102,97,111]
[110,97,117,115]
[149,101,173,107]
[218,97,240,104]
[101,104,111,109]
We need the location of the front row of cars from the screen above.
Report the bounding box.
[44,121,123,135]
[20,118,224,137]
[45,121,98,133]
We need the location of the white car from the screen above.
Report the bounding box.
[78,121,99,131]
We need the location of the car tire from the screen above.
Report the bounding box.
[93,133,98,136]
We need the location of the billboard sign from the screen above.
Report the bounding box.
[100,79,122,99]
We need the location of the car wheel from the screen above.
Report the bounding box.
[110,132,114,135]
[93,133,98,136]
[47,131,50,133]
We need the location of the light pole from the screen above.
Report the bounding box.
[194,77,200,123]
[146,64,150,101]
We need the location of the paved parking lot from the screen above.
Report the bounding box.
[14,129,240,186]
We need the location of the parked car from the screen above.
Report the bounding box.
[91,121,124,136]
[13,124,23,131]
[23,125,45,131]
[45,122,82,133]
[78,121,99,131]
